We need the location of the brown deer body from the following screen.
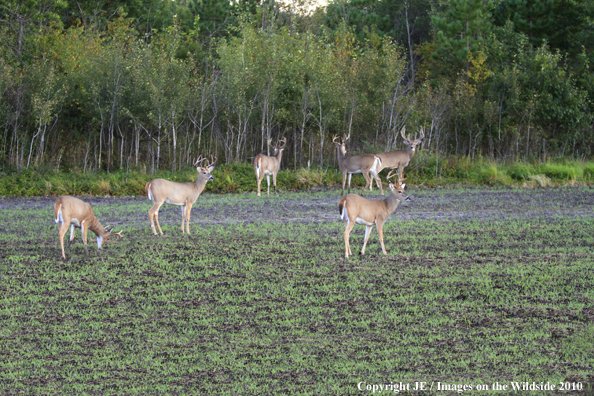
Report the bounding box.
[54,196,122,259]
[254,137,286,197]
[146,156,216,235]
[333,134,383,196]
[376,126,424,181]
[338,171,410,258]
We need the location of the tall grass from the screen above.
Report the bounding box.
[1,156,593,197]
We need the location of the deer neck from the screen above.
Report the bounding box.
[336,146,347,167]
[406,145,416,159]
[88,218,108,238]
[275,149,283,163]
[384,191,402,214]
[193,178,208,195]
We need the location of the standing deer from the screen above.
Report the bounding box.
[254,137,286,197]
[333,134,384,196]
[376,126,424,181]
[54,196,122,259]
[338,171,410,258]
[145,155,216,235]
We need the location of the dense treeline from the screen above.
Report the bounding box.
[1,0,593,174]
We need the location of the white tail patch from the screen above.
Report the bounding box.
[147,183,154,201]
[341,206,349,222]
[55,204,63,224]
[370,156,382,175]
[255,158,261,179]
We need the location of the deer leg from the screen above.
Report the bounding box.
[154,211,164,235]
[180,204,186,233]
[58,223,69,259]
[148,202,164,235]
[82,222,89,256]
[67,224,76,253]
[361,225,374,255]
[273,173,277,194]
[256,175,262,197]
[344,219,355,258]
[342,172,347,195]
[185,204,192,235]
[361,173,372,196]
[266,175,270,196]
[377,223,387,255]
[372,172,384,196]
[347,173,352,194]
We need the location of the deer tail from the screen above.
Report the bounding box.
[255,158,261,179]
[146,183,153,201]
[54,203,62,224]
[338,197,347,220]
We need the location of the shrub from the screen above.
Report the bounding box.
[537,163,581,180]
[506,163,534,181]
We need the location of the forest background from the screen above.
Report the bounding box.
[1,0,594,195]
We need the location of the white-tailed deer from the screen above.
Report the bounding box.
[333,134,383,196]
[145,155,216,235]
[254,137,286,197]
[376,126,424,181]
[54,196,122,259]
[338,171,410,258]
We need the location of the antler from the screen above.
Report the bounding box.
[277,137,287,149]
[267,138,273,147]
[343,133,350,143]
[106,230,123,241]
[419,126,425,139]
[332,135,340,144]
[202,155,217,170]
[387,170,407,184]
[194,155,208,167]
[400,126,407,140]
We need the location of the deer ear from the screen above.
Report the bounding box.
[388,183,394,189]
[401,183,406,188]
[208,165,216,172]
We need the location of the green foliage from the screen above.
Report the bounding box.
[431,0,493,73]
[492,0,591,56]
[0,0,593,177]
[2,158,594,197]
[187,0,259,38]
[537,163,582,181]
[492,0,555,48]
[562,324,594,361]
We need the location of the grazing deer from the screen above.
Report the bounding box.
[376,126,424,181]
[254,137,286,197]
[333,134,384,196]
[145,155,216,235]
[54,196,122,259]
[338,171,410,258]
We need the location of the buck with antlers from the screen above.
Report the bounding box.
[145,155,216,235]
[54,196,122,259]
[333,134,384,196]
[338,171,410,259]
[254,137,286,197]
[376,126,424,181]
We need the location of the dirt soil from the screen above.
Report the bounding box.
[1,186,592,230]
